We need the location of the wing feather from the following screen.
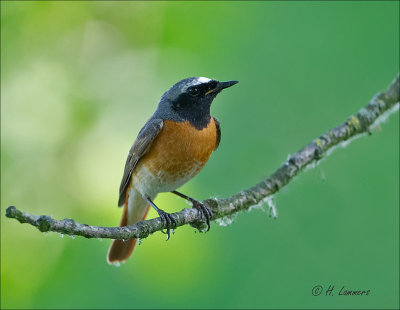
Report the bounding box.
[213,117,221,151]
[117,118,164,206]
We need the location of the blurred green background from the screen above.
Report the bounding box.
[1,1,399,309]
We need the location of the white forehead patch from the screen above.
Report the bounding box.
[187,77,211,87]
[196,77,211,84]
[182,77,212,93]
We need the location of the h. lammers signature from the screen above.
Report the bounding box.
[312,284,371,296]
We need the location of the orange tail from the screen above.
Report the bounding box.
[107,202,150,264]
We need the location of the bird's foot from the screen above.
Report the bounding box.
[170,191,213,231]
[146,196,177,241]
[156,209,177,241]
[191,200,213,232]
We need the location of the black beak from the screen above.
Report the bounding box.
[206,80,238,95]
[218,80,239,90]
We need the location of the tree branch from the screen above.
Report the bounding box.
[6,75,400,240]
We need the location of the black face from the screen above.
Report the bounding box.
[155,77,238,130]
[170,80,219,129]
[186,80,219,98]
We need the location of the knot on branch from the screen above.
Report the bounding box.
[5,206,17,218]
[37,215,53,232]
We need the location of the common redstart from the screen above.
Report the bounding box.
[107,77,238,264]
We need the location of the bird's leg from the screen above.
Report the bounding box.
[171,190,213,231]
[145,196,176,241]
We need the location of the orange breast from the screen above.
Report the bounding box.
[140,119,217,182]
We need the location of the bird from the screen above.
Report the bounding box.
[107,77,238,264]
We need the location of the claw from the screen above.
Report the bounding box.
[157,210,176,240]
[170,191,213,231]
[145,196,177,241]
[158,212,169,237]
[192,201,213,231]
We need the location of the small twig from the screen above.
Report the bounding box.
[5,75,400,240]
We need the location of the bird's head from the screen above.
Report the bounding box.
[155,77,238,129]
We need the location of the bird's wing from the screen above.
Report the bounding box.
[213,117,221,151]
[118,118,164,206]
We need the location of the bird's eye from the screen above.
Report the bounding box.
[189,87,200,96]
